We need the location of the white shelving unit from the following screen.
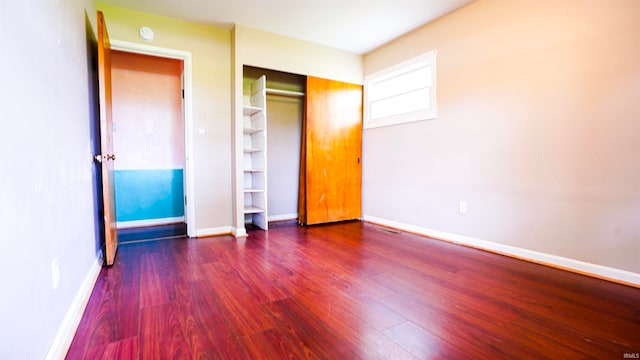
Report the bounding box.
[242,75,268,230]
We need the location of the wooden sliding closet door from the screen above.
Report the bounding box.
[299,76,363,225]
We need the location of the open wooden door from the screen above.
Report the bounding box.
[299,76,363,225]
[96,11,118,265]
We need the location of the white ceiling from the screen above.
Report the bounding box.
[99,0,475,54]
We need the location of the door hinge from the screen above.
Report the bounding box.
[184,196,187,206]
[182,89,184,99]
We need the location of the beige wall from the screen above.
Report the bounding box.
[236,25,363,85]
[98,4,232,230]
[362,0,640,274]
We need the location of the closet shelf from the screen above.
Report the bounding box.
[244,206,265,214]
[242,74,268,230]
[243,127,264,134]
[243,105,263,116]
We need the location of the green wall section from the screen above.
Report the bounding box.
[115,169,184,222]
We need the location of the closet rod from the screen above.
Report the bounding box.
[266,88,305,97]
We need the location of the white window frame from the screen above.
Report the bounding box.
[364,50,437,129]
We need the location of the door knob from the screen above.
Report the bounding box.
[94,154,116,162]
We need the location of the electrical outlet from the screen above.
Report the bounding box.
[459,200,467,215]
[51,258,60,290]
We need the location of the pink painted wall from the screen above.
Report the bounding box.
[111,50,184,171]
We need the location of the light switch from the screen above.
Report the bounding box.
[459,200,467,215]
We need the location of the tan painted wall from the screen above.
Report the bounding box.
[362,0,640,273]
[236,25,363,85]
[98,4,232,230]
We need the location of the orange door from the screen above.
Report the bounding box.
[96,11,119,265]
[300,76,363,225]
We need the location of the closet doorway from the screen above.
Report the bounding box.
[241,66,362,227]
[243,66,306,223]
[111,49,187,242]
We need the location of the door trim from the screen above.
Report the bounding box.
[109,39,196,238]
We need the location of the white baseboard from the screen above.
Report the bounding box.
[364,215,640,288]
[268,213,298,222]
[117,216,184,229]
[192,226,248,238]
[231,226,248,238]
[195,226,233,238]
[45,256,103,360]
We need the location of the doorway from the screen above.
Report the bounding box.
[243,66,306,224]
[110,49,187,241]
[109,40,195,237]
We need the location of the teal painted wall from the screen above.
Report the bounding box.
[114,169,184,222]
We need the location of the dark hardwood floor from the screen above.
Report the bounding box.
[118,223,188,243]
[66,221,640,359]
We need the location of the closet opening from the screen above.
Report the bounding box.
[242,66,306,227]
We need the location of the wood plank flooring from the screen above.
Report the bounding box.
[118,223,187,243]
[66,221,640,359]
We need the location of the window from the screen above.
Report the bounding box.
[364,50,437,129]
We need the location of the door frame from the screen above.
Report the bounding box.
[110,39,195,238]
